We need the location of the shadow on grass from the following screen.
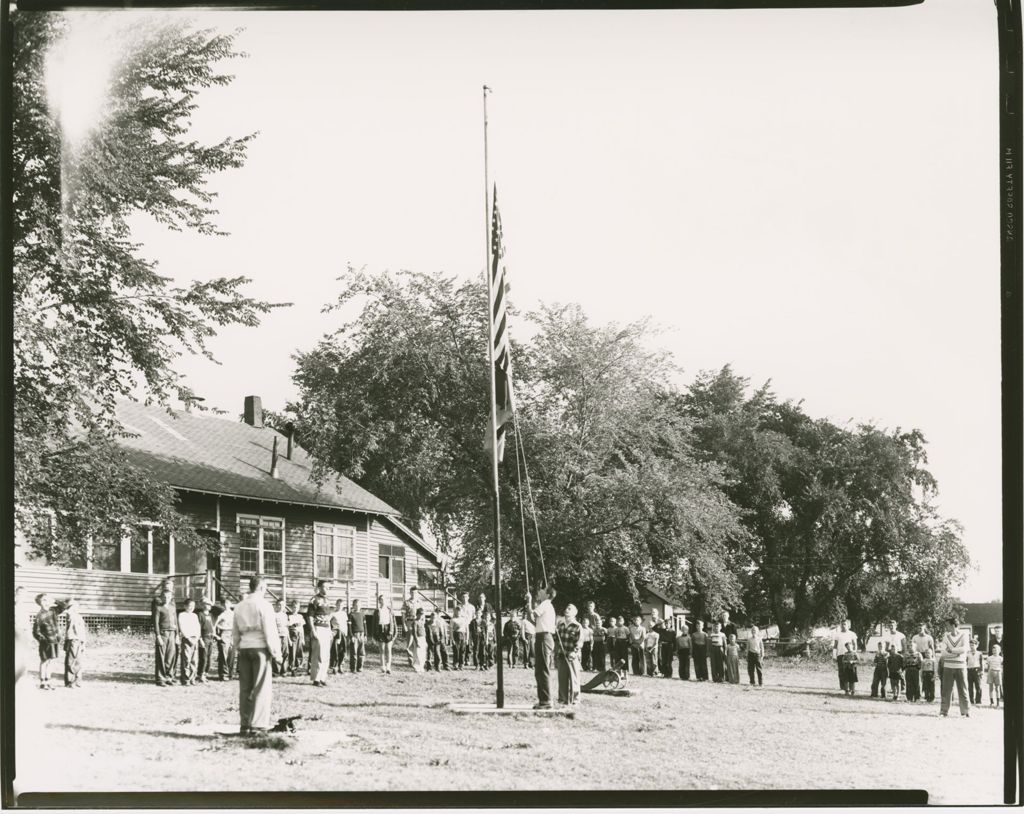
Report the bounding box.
[75,670,158,686]
[46,723,218,741]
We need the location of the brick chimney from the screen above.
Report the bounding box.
[243,395,263,428]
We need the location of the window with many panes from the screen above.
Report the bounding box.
[313,523,355,581]
[129,526,172,574]
[379,544,405,585]
[90,535,122,572]
[238,515,284,575]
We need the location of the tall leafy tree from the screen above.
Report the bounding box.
[13,13,284,561]
[288,273,748,613]
[680,366,971,636]
[287,266,493,553]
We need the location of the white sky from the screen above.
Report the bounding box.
[57,3,1000,601]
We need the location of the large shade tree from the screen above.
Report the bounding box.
[679,366,971,636]
[13,13,284,562]
[286,269,748,614]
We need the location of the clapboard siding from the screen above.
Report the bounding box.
[16,490,440,617]
[15,565,160,614]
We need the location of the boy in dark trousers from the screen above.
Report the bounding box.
[886,644,904,701]
[657,621,676,678]
[426,610,450,671]
[196,599,216,683]
[920,648,937,702]
[484,612,498,669]
[628,616,646,676]
[61,597,87,688]
[504,612,523,667]
[842,641,859,695]
[870,642,889,698]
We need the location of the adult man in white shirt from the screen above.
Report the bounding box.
[525,582,557,709]
[911,623,934,658]
[832,620,858,690]
[887,620,906,653]
[231,574,283,735]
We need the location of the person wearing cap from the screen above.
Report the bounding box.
[231,574,283,735]
[286,602,305,676]
[307,580,333,687]
[196,599,216,683]
[32,593,61,690]
[61,597,87,689]
[556,603,583,705]
[939,616,971,717]
[177,598,202,686]
[524,582,557,709]
[153,588,179,687]
[214,600,235,681]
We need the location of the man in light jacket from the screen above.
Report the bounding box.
[231,574,283,735]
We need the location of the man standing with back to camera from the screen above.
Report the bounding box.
[232,574,282,735]
[525,582,557,710]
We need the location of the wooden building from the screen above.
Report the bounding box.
[14,396,448,626]
[639,584,689,628]
[958,602,1003,651]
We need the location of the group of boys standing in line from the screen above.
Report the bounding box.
[832,617,1005,717]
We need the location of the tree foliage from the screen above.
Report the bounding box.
[679,366,971,635]
[13,13,284,561]
[287,271,748,614]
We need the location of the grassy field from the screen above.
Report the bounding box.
[14,633,1004,804]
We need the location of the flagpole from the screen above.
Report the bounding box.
[483,84,505,709]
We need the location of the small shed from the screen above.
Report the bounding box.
[958,602,1003,650]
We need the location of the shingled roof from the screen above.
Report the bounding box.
[114,400,401,518]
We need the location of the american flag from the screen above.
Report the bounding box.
[489,185,514,462]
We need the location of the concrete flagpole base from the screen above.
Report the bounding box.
[447,702,576,717]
